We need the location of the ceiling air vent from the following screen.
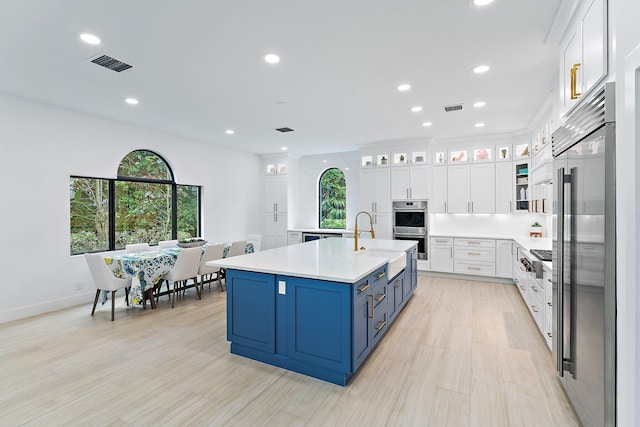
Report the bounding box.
[90,54,133,73]
[443,104,464,112]
[275,127,294,133]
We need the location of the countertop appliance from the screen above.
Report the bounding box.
[552,82,616,427]
[392,200,428,259]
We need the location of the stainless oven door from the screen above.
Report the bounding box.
[394,210,426,235]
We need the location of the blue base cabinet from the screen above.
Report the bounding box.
[226,256,414,386]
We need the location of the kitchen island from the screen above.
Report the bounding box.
[207,238,418,385]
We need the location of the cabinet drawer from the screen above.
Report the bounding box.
[431,237,453,246]
[371,308,387,342]
[454,238,496,248]
[514,276,529,301]
[371,266,388,289]
[454,246,495,262]
[454,261,495,276]
[373,284,387,310]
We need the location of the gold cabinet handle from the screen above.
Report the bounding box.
[532,305,539,313]
[376,271,386,280]
[531,286,538,292]
[468,267,481,271]
[570,63,582,99]
[375,320,386,332]
[468,252,481,256]
[368,295,374,319]
[547,332,553,338]
[548,302,553,307]
[357,282,370,293]
[376,293,386,303]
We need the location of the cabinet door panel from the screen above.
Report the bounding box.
[287,277,351,372]
[582,0,607,93]
[495,162,514,213]
[561,30,582,115]
[431,245,453,272]
[227,270,276,353]
[360,169,375,212]
[496,240,513,278]
[374,168,392,212]
[390,167,410,200]
[470,163,495,214]
[431,166,448,213]
[447,165,470,213]
[409,165,429,200]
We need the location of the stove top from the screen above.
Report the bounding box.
[530,249,552,262]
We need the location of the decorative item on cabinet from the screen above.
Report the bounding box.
[435,152,445,164]
[380,156,388,165]
[450,150,467,163]
[514,143,530,159]
[530,222,543,238]
[497,146,511,161]
[473,148,491,162]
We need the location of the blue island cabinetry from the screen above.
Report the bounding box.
[226,253,416,386]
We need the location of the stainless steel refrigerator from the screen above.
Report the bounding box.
[552,82,616,427]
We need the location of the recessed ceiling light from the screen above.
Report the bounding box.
[422,122,433,127]
[475,122,486,128]
[225,129,235,135]
[397,84,411,92]
[281,146,288,151]
[473,101,486,108]
[345,167,350,170]
[473,65,490,74]
[322,160,328,163]
[263,53,280,64]
[124,98,138,105]
[79,33,101,45]
[472,0,494,6]
[411,106,423,113]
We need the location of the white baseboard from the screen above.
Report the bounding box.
[0,292,96,324]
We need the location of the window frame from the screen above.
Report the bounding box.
[70,151,201,255]
[318,167,347,230]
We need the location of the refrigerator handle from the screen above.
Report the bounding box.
[556,167,565,377]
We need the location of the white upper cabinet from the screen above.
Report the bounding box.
[390,164,429,200]
[431,165,448,213]
[469,163,495,214]
[559,0,608,118]
[495,162,514,213]
[447,165,471,213]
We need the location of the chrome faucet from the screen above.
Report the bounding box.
[354,211,376,251]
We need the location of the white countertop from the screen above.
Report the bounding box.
[207,238,417,283]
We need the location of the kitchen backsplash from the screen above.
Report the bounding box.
[430,213,552,238]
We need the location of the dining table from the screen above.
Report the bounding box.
[102,242,254,308]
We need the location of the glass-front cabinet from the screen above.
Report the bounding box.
[361,152,390,168]
[515,162,530,211]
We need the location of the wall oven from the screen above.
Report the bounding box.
[393,200,428,259]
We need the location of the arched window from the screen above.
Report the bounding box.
[319,168,346,229]
[70,150,201,254]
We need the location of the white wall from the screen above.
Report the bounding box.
[430,213,552,238]
[291,151,360,230]
[0,93,261,323]
[611,0,640,424]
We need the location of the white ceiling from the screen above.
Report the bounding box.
[0,0,563,156]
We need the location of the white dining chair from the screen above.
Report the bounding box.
[125,243,150,253]
[162,247,202,308]
[219,240,247,291]
[226,240,247,258]
[247,234,262,252]
[198,243,226,291]
[85,253,132,321]
[158,239,179,248]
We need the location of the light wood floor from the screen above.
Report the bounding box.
[0,276,579,426]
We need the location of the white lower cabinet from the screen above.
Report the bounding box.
[453,238,495,276]
[495,240,513,278]
[287,231,302,245]
[430,237,453,272]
